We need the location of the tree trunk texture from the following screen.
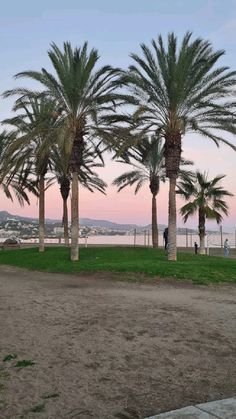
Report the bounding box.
[152,195,158,248]
[63,199,69,246]
[164,131,182,261]
[39,176,45,253]
[71,172,79,261]
[168,176,177,261]
[198,208,206,255]
[60,177,70,247]
[69,131,84,262]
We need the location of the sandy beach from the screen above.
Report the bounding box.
[0,266,235,419]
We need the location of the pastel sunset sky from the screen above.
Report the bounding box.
[0,0,236,229]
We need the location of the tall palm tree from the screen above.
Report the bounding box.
[119,32,236,260]
[2,97,60,252]
[177,171,233,254]
[4,42,121,261]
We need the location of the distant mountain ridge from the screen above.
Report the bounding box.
[0,211,208,234]
[78,217,167,231]
[0,211,166,231]
[0,211,37,222]
[0,211,60,224]
[0,211,231,234]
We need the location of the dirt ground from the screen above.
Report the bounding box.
[0,266,235,419]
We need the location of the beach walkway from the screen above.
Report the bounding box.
[146,397,236,418]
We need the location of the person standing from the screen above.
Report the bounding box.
[194,242,198,254]
[224,239,230,257]
[163,227,168,250]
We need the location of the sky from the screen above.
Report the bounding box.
[0,0,236,229]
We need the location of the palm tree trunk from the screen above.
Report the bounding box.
[168,177,177,261]
[152,195,158,248]
[39,175,45,253]
[59,176,70,247]
[63,198,69,247]
[198,209,205,255]
[199,235,205,254]
[71,171,79,261]
[164,131,182,261]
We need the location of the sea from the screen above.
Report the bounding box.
[1,233,235,248]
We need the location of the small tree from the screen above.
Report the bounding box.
[3,97,59,252]
[177,171,233,254]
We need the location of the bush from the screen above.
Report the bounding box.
[3,238,19,245]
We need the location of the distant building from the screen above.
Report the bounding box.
[53,227,64,235]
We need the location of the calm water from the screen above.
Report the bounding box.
[1,233,234,248]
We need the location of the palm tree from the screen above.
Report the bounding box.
[177,171,233,254]
[4,42,121,260]
[52,142,107,246]
[119,32,236,260]
[113,135,165,247]
[2,97,60,252]
[113,135,193,248]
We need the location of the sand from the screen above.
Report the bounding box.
[0,266,235,419]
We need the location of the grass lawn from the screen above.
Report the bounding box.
[0,246,235,284]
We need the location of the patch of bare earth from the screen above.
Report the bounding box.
[0,266,235,419]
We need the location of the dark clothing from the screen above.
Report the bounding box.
[194,242,198,254]
[163,228,168,250]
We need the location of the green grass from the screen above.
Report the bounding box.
[15,359,35,368]
[29,403,46,413]
[0,246,235,284]
[3,354,17,362]
[41,393,60,400]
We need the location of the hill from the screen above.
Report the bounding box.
[0,211,200,233]
[0,211,166,231]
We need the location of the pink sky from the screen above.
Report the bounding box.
[0,0,236,231]
[1,133,236,229]
[0,2,236,231]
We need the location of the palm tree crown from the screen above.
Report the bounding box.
[113,135,165,196]
[0,130,37,206]
[4,42,121,170]
[121,32,236,151]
